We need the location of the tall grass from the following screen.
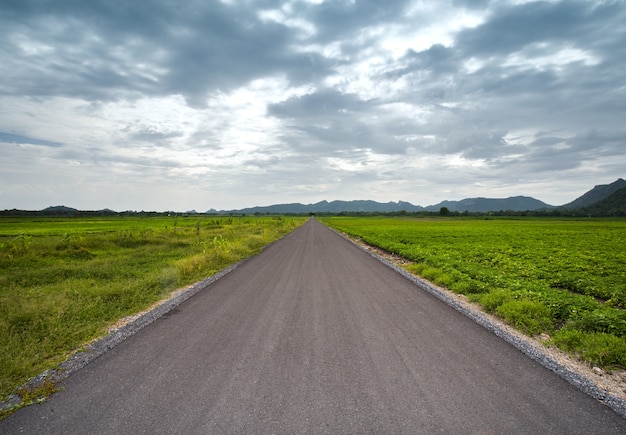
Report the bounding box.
[0,215,305,402]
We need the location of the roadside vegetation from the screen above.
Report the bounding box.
[320,216,626,369]
[0,215,305,405]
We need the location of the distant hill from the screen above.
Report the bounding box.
[576,186,626,216]
[561,178,626,209]
[0,206,118,217]
[218,180,624,215]
[4,179,624,217]
[40,206,117,215]
[41,205,80,215]
[424,196,553,213]
[212,196,557,214]
[216,200,424,215]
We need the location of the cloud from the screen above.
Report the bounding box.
[1,1,333,105]
[124,125,185,146]
[0,132,63,147]
[303,0,412,43]
[268,90,374,119]
[1,0,625,210]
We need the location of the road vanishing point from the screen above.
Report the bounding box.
[2,218,625,434]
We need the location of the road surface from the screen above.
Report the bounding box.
[2,218,625,434]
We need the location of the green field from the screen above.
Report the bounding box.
[320,216,626,368]
[0,215,305,404]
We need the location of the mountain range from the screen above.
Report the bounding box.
[423,196,551,213]
[3,179,624,216]
[559,178,626,209]
[574,181,626,216]
[213,179,625,214]
[208,200,425,215]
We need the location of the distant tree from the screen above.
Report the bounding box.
[439,206,449,216]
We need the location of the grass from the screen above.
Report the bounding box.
[320,216,626,369]
[0,215,305,404]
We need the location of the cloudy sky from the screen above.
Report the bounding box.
[1,0,625,211]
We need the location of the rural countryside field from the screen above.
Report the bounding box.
[320,216,626,369]
[0,215,306,407]
[2,214,626,414]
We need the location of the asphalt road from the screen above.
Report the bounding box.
[2,218,625,434]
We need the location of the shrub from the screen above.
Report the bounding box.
[450,278,486,295]
[535,289,597,321]
[552,329,626,369]
[471,290,513,312]
[495,299,553,336]
[572,309,626,337]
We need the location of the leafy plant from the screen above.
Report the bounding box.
[495,299,553,336]
[552,329,626,368]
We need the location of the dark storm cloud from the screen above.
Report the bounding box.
[302,0,411,43]
[455,1,619,56]
[383,1,624,179]
[160,5,332,106]
[0,0,333,105]
[394,2,626,93]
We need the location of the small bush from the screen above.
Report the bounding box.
[406,263,428,275]
[607,288,626,309]
[536,289,597,321]
[450,279,485,295]
[471,290,513,312]
[495,299,553,336]
[572,309,626,337]
[552,329,626,368]
[449,280,471,294]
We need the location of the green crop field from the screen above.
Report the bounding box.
[0,215,305,405]
[320,216,626,369]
